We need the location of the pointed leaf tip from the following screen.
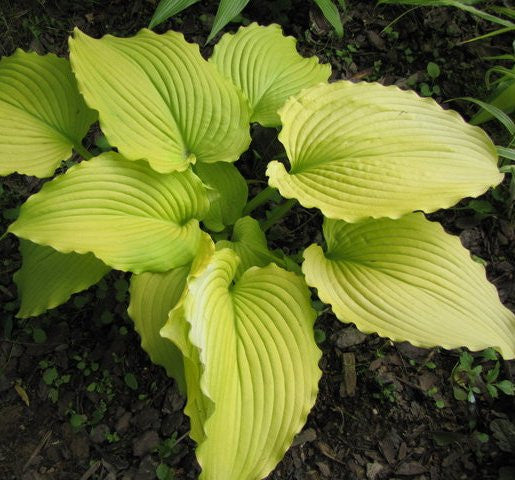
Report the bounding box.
[69,28,251,173]
[268,81,503,222]
[163,249,321,479]
[15,241,109,318]
[210,23,331,127]
[0,50,96,177]
[9,152,209,273]
[303,213,515,358]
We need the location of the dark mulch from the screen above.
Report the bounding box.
[1,1,514,479]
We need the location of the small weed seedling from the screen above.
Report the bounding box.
[452,349,515,403]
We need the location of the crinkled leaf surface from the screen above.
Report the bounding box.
[9,152,209,273]
[0,50,96,177]
[162,249,321,479]
[303,213,515,358]
[194,162,248,232]
[216,216,283,278]
[162,308,209,444]
[15,240,110,318]
[267,81,503,222]
[69,28,251,173]
[128,234,215,393]
[210,23,331,127]
[130,266,189,391]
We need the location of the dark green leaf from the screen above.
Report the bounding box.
[459,351,474,370]
[314,328,326,344]
[70,413,87,429]
[43,367,58,386]
[481,347,498,361]
[427,61,440,79]
[124,373,138,391]
[32,327,47,344]
[486,383,498,398]
[495,380,515,395]
[453,386,468,401]
[156,464,173,480]
[149,0,200,29]
[485,362,500,383]
[466,199,496,215]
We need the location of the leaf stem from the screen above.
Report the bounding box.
[74,142,93,160]
[261,198,297,232]
[242,186,277,216]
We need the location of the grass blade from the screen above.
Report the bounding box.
[498,147,515,162]
[453,97,515,136]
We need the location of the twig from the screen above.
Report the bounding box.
[79,460,101,480]
[23,430,51,471]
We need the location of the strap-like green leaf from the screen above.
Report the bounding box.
[162,249,321,479]
[314,0,344,37]
[194,162,248,232]
[303,213,515,358]
[216,216,283,278]
[128,233,215,393]
[149,0,200,29]
[210,23,331,127]
[14,240,110,318]
[207,0,251,44]
[378,1,514,28]
[459,96,515,135]
[267,81,503,222]
[470,80,515,125]
[69,28,251,173]
[0,50,96,177]
[9,152,209,273]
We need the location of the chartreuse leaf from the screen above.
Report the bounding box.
[0,50,96,177]
[216,216,283,278]
[303,213,515,358]
[149,0,200,29]
[267,81,503,222]
[162,305,210,444]
[194,162,248,232]
[9,152,209,273]
[69,28,251,173]
[207,0,251,44]
[210,23,331,127]
[128,233,215,393]
[162,249,321,479]
[14,240,110,318]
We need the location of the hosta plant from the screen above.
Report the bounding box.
[1,22,515,480]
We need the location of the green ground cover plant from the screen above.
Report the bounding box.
[1,21,514,480]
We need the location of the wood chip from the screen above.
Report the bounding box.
[398,441,407,461]
[378,437,397,465]
[292,427,317,446]
[341,352,357,397]
[316,461,331,477]
[395,461,426,476]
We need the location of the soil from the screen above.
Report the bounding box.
[1,1,514,480]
